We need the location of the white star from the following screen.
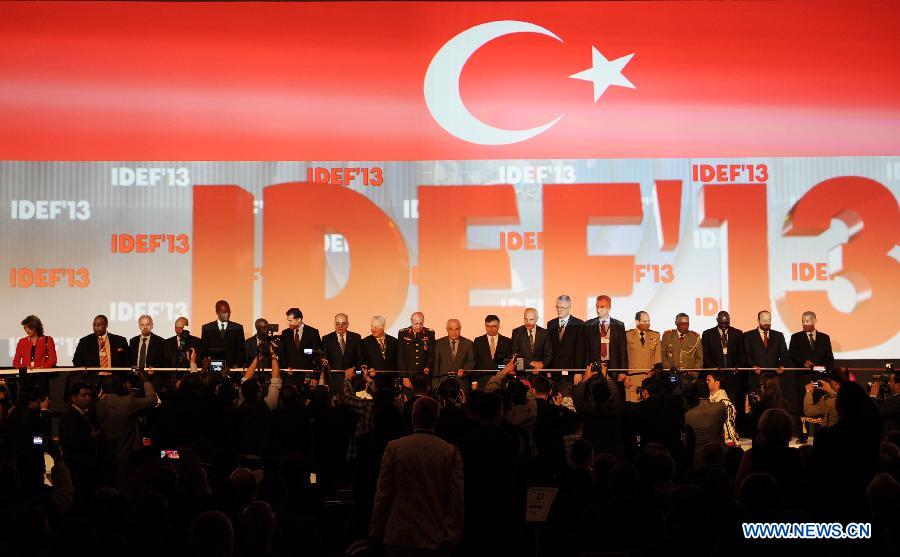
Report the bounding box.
[569,47,636,102]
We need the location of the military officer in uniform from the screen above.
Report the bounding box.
[661,313,703,372]
[397,311,435,387]
[624,310,662,402]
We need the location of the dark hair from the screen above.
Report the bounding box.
[475,392,502,422]
[15,385,42,407]
[100,374,126,396]
[675,313,689,321]
[590,377,611,405]
[439,378,461,402]
[634,310,648,321]
[240,379,261,403]
[506,378,528,405]
[757,310,771,320]
[571,439,593,466]
[94,314,109,325]
[286,308,303,320]
[412,396,440,430]
[531,374,552,395]
[411,372,429,394]
[707,370,723,384]
[68,382,92,400]
[21,315,44,337]
[695,379,711,399]
[759,374,788,409]
[484,314,500,324]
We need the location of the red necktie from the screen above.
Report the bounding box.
[600,321,608,359]
[294,329,301,351]
[763,330,769,348]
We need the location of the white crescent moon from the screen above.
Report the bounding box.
[424,20,565,146]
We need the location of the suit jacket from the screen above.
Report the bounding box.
[685,399,727,468]
[279,325,323,369]
[128,333,168,369]
[13,336,57,369]
[358,334,399,371]
[370,432,464,549]
[788,330,835,370]
[200,320,246,367]
[510,325,554,369]
[244,336,274,368]
[72,333,130,367]
[432,336,475,376]
[585,317,628,370]
[660,330,703,370]
[164,333,202,368]
[702,326,745,369]
[743,328,791,368]
[546,316,586,370]
[58,404,99,473]
[322,330,363,370]
[472,334,511,376]
[625,329,663,372]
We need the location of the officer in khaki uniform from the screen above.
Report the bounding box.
[661,312,703,371]
[397,312,436,385]
[625,311,662,402]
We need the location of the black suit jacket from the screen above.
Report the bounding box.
[358,334,399,370]
[164,333,202,368]
[322,330,362,370]
[546,316,586,370]
[128,333,168,369]
[472,334,512,377]
[279,325,323,369]
[244,336,274,368]
[72,333,130,367]
[58,405,99,473]
[788,330,835,370]
[585,317,628,370]
[200,321,246,367]
[510,325,554,369]
[743,328,791,368]
[702,326,744,369]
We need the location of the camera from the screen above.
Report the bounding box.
[32,435,44,447]
[160,449,180,460]
[209,360,225,373]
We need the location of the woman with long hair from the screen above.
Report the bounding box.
[744,372,790,440]
[12,315,58,396]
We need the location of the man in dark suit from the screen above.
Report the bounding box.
[58,381,100,494]
[245,318,274,369]
[789,310,836,426]
[432,319,475,389]
[71,314,129,391]
[358,315,399,388]
[510,307,553,373]
[702,310,745,410]
[200,300,246,368]
[546,294,585,382]
[322,312,362,391]
[585,295,628,379]
[743,310,791,395]
[128,314,168,370]
[472,314,511,389]
[164,316,202,369]
[279,307,323,383]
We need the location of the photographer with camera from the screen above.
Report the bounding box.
[233,339,283,456]
[574,362,625,459]
[804,369,843,428]
[869,367,900,435]
[245,318,276,370]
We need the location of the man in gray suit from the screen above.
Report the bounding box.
[432,319,475,390]
[684,379,726,470]
[370,397,464,556]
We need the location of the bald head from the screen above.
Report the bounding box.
[446,318,461,340]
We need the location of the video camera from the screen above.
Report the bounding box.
[256,323,281,357]
[867,363,895,399]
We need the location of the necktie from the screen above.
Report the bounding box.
[808,332,815,349]
[451,339,457,360]
[721,329,728,349]
[339,333,346,354]
[558,320,566,340]
[378,337,386,359]
[138,337,147,369]
[763,330,769,348]
[489,335,496,359]
[295,329,301,351]
[679,333,684,344]
[600,321,608,360]
[220,323,226,339]
[640,330,645,346]
[99,337,109,368]
[528,328,535,350]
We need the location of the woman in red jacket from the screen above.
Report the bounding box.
[13,315,57,369]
